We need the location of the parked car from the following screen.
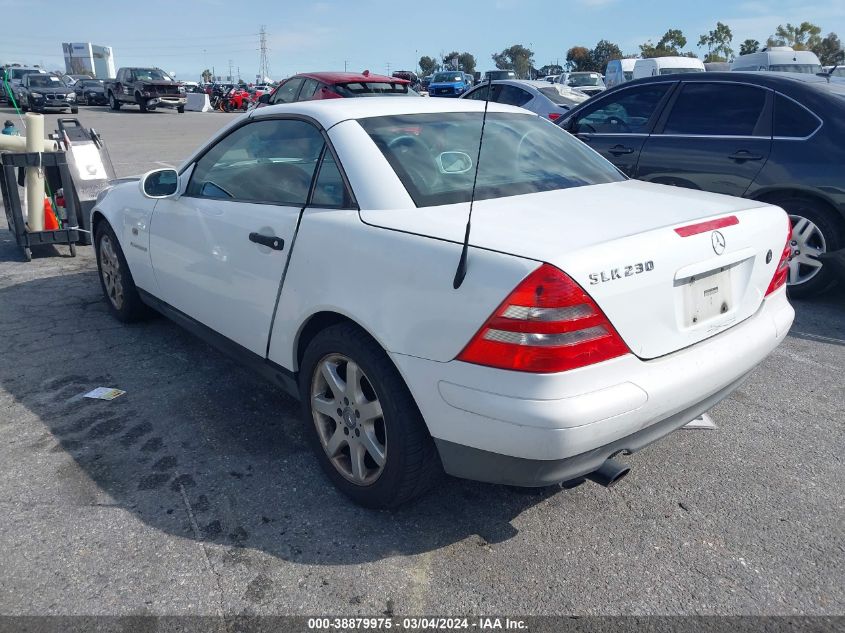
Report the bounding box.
[558,71,607,96]
[633,57,706,79]
[704,62,731,72]
[91,97,793,507]
[256,71,413,108]
[822,65,845,78]
[392,70,421,91]
[605,59,636,87]
[74,78,107,105]
[732,47,822,74]
[558,72,845,296]
[20,73,77,113]
[105,67,187,113]
[428,71,473,97]
[65,74,93,85]
[461,79,588,120]
[4,66,46,105]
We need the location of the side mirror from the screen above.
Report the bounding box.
[140,168,179,199]
[258,93,271,104]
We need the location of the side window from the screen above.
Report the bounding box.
[575,84,671,134]
[497,85,532,107]
[311,151,353,208]
[299,78,320,101]
[463,85,489,101]
[773,93,819,138]
[663,83,768,136]
[271,77,304,104]
[187,119,325,206]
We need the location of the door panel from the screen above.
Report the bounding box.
[150,197,300,356]
[575,133,647,176]
[148,118,326,357]
[637,82,772,197]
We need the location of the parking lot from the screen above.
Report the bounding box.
[0,105,843,618]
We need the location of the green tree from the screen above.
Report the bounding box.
[442,51,461,70]
[201,68,212,83]
[640,29,691,58]
[457,52,477,75]
[565,46,594,71]
[591,39,623,73]
[812,32,844,66]
[418,55,439,76]
[491,44,535,78]
[698,22,734,61]
[739,39,760,56]
[767,22,822,51]
[538,64,564,76]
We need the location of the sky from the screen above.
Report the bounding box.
[1,0,843,80]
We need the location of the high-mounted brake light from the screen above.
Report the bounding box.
[457,264,630,373]
[765,219,792,296]
[674,215,739,237]
[547,112,562,121]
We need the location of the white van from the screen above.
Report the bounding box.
[605,59,636,87]
[632,57,705,79]
[731,47,822,74]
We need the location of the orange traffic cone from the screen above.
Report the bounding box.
[43,197,59,231]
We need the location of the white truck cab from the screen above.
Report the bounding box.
[632,57,705,79]
[731,47,823,74]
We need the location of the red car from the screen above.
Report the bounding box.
[256,71,414,108]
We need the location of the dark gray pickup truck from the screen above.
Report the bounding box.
[105,67,186,113]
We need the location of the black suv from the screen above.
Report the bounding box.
[558,72,845,297]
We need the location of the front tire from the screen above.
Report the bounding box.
[70,107,78,114]
[177,105,185,113]
[109,93,121,110]
[299,323,441,508]
[95,223,151,322]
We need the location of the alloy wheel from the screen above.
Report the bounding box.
[787,214,826,286]
[99,235,124,310]
[310,353,387,486]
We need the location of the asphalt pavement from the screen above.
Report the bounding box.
[0,106,843,619]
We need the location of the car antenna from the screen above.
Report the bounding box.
[453,75,492,290]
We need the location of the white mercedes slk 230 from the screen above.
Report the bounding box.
[92,98,794,507]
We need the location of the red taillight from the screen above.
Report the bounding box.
[457,264,631,373]
[674,215,739,237]
[765,220,792,296]
[547,112,562,121]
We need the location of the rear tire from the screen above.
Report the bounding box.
[298,323,441,508]
[766,195,842,298]
[95,222,151,322]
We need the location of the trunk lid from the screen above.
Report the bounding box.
[360,180,789,359]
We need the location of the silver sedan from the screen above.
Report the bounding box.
[460,79,589,122]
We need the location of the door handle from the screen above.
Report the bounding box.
[609,145,634,155]
[728,151,763,161]
[249,232,284,251]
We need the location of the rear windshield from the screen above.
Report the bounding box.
[659,68,705,75]
[360,112,623,207]
[769,64,823,74]
[333,82,414,97]
[538,86,581,105]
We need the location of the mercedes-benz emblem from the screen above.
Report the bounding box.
[711,230,726,255]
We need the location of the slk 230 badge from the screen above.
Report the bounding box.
[589,260,655,285]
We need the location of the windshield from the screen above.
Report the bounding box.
[333,82,415,97]
[82,80,104,87]
[770,64,823,74]
[11,69,43,80]
[28,75,62,88]
[659,67,705,75]
[132,68,173,81]
[538,86,583,105]
[831,68,845,77]
[360,112,623,207]
[567,74,604,87]
[432,73,463,83]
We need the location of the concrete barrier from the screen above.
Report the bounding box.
[185,93,212,112]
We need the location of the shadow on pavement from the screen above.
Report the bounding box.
[0,269,554,566]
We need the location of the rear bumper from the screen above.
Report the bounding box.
[390,289,794,486]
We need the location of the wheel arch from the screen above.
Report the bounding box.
[294,310,386,373]
[749,187,845,237]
